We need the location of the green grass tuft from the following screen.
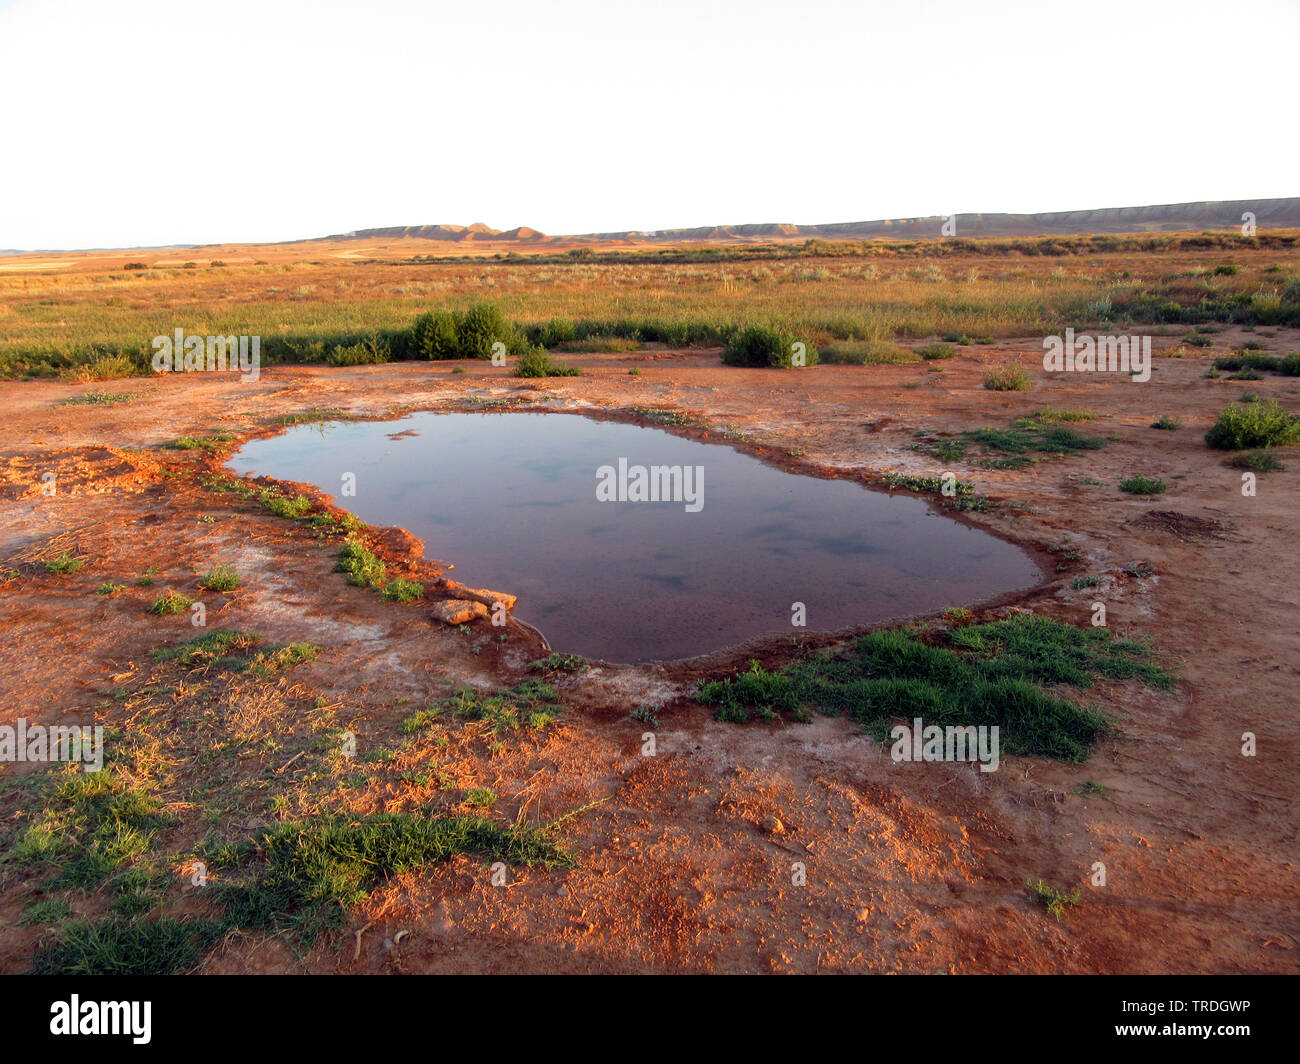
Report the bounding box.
[62,391,138,406]
[819,339,913,365]
[1032,407,1096,423]
[44,552,85,575]
[516,348,581,377]
[697,615,1169,761]
[984,361,1031,391]
[916,343,956,360]
[148,589,194,615]
[1026,879,1081,920]
[215,812,568,939]
[334,539,386,588]
[1118,475,1167,495]
[198,564,240,592]
[380,578,425,603]
[165,433,233,451]
[438,681,563,735]
[258,490,313,519]
[31,916,222,975]
[149,629,258,667]
[526,652,587,672]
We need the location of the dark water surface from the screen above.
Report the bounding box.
[228,412,1042,662]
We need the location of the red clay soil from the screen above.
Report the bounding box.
[0,334,1296,973]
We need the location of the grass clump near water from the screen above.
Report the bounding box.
[258,489,313,519]
[723,324,820,368]
[696,614,1170,762]
[527,652,587,672]
[630,406,703,427]
[274,407,348,426]
[380,578,424,603]
[165,432,233,451]
[516,347,581,377]
[1204,399,1300,449]
[437,680,563,735]
[334,539,386,588]
[884,472,975,496]
[215,812,569,940]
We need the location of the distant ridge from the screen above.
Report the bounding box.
[327,198,1299,247]
[4,199,1296,256]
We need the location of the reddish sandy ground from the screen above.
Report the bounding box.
[0,334,1296,974]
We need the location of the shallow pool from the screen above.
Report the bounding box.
[228,412,1042,662]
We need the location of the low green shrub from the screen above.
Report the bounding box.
[1204,399,1300,449]
[723,324,819,368]
[516,348,581,377]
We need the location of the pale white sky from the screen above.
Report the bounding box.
[1,0,1296,249]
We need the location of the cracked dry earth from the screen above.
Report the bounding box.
[0,334,1296,974]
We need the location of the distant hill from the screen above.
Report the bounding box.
[4,198,1296,258]
[327,198,1300,247]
